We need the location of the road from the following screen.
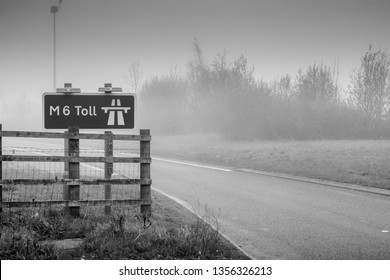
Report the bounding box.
[151,157,390,260]
[2,138,390,259]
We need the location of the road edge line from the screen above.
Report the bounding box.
[152,156,232,172]
[237,168,390,197]
[153,188,256,260]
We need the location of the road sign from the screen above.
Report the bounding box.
[43,93,136,129]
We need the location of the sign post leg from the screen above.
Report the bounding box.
[140,129,151,224]
[64,138,69,173]
[63,136,69,214]
[66,126,80,217]
[104,131,113,215]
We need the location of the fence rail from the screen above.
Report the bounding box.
[0,130,151,141]
[1,199,150,208]
[0,178,152,185]
[0,124,152,218]
[1,155,151,163]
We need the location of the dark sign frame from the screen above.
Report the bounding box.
[42,92,136,129]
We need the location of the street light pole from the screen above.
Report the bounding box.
[51,7,57,90]
[50,1,61,91]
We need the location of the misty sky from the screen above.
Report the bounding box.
[0,0,389,129]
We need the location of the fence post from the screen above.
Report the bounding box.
[66,126,80,217]
[64,138,69,173]
[140,129,151,222]
[0,124,2,216]
[104,131,113,215]
[62,134,69,212]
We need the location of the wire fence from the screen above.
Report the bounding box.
[2,146,141,180]
[0,128,152,218]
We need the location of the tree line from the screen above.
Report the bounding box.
[136,41,390,140]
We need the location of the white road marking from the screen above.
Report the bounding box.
[120,152,232,172]
[153,187,255,260]
[381,230,389,233]
[153,156,232,172]
[153,188,194,213]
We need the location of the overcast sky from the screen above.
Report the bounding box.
[0,0,389,129]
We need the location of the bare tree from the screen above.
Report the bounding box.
[187,37,210,113]
[125,60,143,94]
[349,45,390,120]
[272,74,293,101]
[295,62,338,103]
[139,74,187,134]
[332,56,341,102]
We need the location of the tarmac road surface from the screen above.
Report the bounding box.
[151,157,390,260]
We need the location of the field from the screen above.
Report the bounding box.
[151,134,390,190]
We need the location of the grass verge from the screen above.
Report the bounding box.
[0,191,249,260]
[150,134,390,190]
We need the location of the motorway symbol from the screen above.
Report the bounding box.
[43,93,136,129]
[102,99,131,126]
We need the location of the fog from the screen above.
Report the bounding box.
[138,44,390,140]
[1,0,389,136]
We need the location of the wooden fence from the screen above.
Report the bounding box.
[0,124,151,219]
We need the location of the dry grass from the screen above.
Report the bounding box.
[151,134,390,190]
[0,191,249,260]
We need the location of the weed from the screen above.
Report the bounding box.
[0,203,248,260]
[0,226,58,259]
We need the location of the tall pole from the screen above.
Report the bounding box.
[53,10,56,90]
[51,5,59,91]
